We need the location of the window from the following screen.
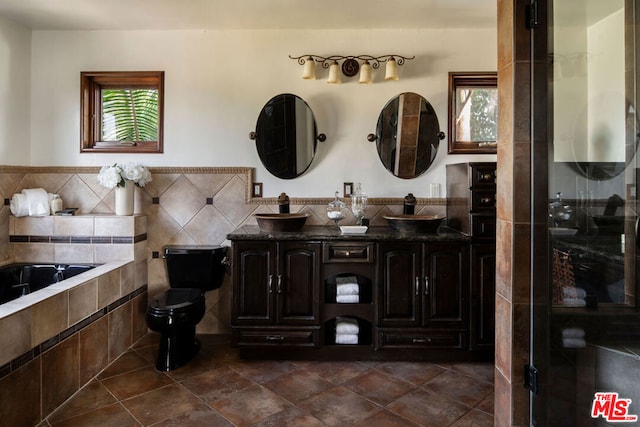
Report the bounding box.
[81,71,164,153]
[447,72,498,154]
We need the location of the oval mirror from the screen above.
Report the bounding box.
[373,92,444,179]
[563,99,639,181]
[252,93,324,179]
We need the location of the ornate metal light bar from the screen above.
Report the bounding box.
[289,54,415,83]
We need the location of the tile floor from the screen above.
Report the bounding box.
[41,334,494,427]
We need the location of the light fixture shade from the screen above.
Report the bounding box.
[359,61,373,84]
[327,61,341,84]
[385,58,399,80]
[302,57,316,79]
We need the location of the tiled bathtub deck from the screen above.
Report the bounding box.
[41,334,494,426]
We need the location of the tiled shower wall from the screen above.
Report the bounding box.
[0,166,446,334]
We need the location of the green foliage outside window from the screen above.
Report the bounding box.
[101,89,159,142]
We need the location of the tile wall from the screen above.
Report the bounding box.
[1,166,446,335]
[0,213,148,426]
[0,165,447,425]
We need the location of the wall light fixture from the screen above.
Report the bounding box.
[289,54,415,84]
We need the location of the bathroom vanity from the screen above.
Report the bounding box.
[228,226,492,361]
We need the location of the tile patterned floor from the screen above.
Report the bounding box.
[41,334,494,427]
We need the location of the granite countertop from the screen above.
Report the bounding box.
[551,233,624,264]
[227,225,471,242]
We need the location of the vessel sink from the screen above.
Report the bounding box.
[383,214,445,233]
[255,213,309,232]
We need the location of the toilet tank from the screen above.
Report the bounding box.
[163,245,227,292]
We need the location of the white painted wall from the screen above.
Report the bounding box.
[26,28,496,198]
[0,17,30,165]
[553,3,626,164]
[586,8,625,162]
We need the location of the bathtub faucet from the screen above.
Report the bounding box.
[12,282,31,296]
[54,265,66,282]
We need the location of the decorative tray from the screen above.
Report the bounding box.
[339,226,368,234]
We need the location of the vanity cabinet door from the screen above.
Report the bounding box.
[422,243,468,330]
[377,242,422,327]
[276,241,321,325]
[471,243,495,354]
[232,241,276,325]
[232,240,320,327]
[378,242,468,330]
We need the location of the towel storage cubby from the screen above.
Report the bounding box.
[323,317,373,346]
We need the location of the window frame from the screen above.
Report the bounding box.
[80,71,164,153]
[447,71,498,154]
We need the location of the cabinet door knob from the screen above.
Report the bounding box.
[268,275,274,293]
[424,276,429,295]
[415,277,420,295]
[277,275,283,294]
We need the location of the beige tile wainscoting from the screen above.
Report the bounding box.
[0,166,446,335]
[0,214,148,426]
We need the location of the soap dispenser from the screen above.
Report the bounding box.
[50,194,63,215]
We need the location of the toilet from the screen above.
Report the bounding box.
[146,245,228,371]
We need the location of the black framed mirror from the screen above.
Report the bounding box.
[369,92,444,179]
[559,99,639,181]
[250,93,325,179]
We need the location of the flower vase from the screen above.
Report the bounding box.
[115,181,135,215]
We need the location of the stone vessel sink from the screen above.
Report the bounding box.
[255,213,309,232]
[383,214,445,233]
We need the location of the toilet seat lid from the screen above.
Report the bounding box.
[148,288,204,313]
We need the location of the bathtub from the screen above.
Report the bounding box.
[0,263,100,305]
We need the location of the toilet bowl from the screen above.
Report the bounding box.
[146,245,227,371]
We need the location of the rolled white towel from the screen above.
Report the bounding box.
[336,276,358,285]
[337,283,360,296]
[336,317,359,335]
[23,188,50,216]
[562,337,586,348]
[562,298,586,307]
[561,327,585,339]
[336,294,359,303]
[563,286,586,300]
[10,193,29,217]
[335,333,358,345]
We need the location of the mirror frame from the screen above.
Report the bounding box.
[371,92,444,179]
[250,93,325,180]
[447,71,498,154]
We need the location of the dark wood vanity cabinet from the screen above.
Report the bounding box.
[471,242,495,355]
[446,162,497,240]
[231,240,321,347]
[229,227,488,361]
[446,162,497,357]
[377,242,469,350]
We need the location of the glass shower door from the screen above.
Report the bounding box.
[532,0,640,425]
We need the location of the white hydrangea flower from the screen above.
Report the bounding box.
[97,163,152,188]
[97,165,123,189]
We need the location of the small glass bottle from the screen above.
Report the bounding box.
[351,183,368,226]
[50,194,63,215]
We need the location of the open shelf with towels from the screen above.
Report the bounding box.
[323,273,373,304]
[323,317,373,347]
